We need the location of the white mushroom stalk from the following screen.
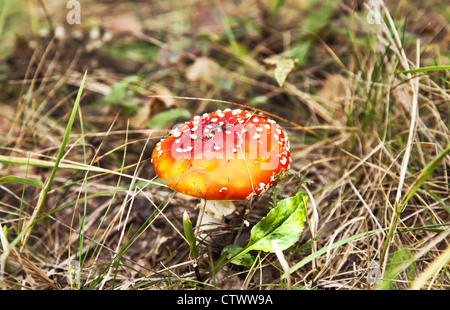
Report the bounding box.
[151,108,291,242]
[195,199,236,241]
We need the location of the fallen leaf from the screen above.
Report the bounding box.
[189,2,237,37]
[316,73,349,120]
[185,56,221,85]
[263,56,297,87]
[130,85,177,129]
[104,13,143,35]
[0,104,16,137]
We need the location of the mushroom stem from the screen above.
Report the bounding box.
[195,199,236,241]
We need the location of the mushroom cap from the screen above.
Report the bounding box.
[151,109,291,200]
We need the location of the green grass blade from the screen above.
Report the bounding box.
[409,238,450,290]
[393,65,450,74]
[9,71,88,252]
[381,144,450,262]
[399,144,450,209]
[182,211,199,259]
[0,175,44,188]
[286,227,389,278]
[0,155,160,186]
[39,71,87,202]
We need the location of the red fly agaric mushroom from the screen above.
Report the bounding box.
[151,108,291,238]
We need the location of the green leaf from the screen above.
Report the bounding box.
[101,75,141,115]
[264,56,297,87]
[291,0,339,66]
[376,247,416,290]
[268,0,287,20]
[221,244,254,267]
[215,192,308,269]
[274,59,296,87]
[147,108,191,129]
[182,211,199,259]
[247,191,307,252]
[0,175,44,188]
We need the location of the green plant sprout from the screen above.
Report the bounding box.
[215,191,308,270]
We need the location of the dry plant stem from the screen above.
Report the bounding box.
[148,95,318,137]
[349,181,383,231]
[375,2,422,274]
[271,239,291,290]
[98,126,152,290]
[67,112,120,289]
[381,39,421,272]
[17,72,87,253]
[0,223,8,288]
[0,154,161,187]
[410,234,450,290]
[302,184,318,269]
